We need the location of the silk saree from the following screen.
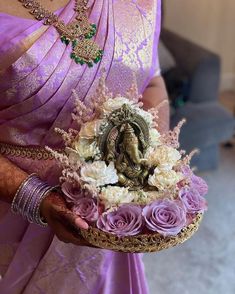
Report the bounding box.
[0,0,161,293]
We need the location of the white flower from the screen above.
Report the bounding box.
[80,161,118,187]
[65,147,82,165]
[145,145,181,170]
[79,119,103,139]
[149,128,161,148]
[134,108,153,126]
[130,190,165,205]
[73,138,98,160]
[144,191,165,201]
[100,186,134,208]
[148,168,183,191]
[101,96,134,116]
[131,190,147,204]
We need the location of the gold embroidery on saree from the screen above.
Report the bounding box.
[0,142,63,160]
[109,0,158,94]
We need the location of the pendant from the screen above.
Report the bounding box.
[55,19,103,67]
[71,39,103,67]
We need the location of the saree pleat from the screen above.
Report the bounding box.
[44,0,115,145]
[0,3,72,91]
[0,225,53,293]
[0,2,74,102]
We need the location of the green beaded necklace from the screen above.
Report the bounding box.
[18,0,103,67]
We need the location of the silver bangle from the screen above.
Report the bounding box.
[11,174,57,227]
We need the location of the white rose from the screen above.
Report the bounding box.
[149,128,161,148]
[148,168,183,191]
[100,186,134,208]
[101,96,134,116]
[145,145,181,170]
[79,119,103,139]
[80,161,118,187]
[134,108,153,126]
[73,138,98,160]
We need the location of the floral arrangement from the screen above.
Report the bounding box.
[46,74,208,243]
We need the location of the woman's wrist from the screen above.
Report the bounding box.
[40,191,64,224]
[11,174,58,227]
[0,155,29,203]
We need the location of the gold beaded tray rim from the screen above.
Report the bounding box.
[80,214,203,253]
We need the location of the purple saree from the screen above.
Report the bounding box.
[0,0,161,293]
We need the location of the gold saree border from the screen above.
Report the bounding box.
[0,142,63,160]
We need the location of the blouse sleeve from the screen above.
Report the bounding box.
[150,0,162,78]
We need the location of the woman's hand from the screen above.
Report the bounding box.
[40,192,93,247]
[142,76,169,134]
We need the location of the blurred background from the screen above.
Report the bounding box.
[144,1,235,293]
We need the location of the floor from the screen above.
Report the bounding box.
[143,92,235,294]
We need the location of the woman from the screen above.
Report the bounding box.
[0,0,169,293]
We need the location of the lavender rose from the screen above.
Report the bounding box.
[142,199,187,236]
[97,205,143,236]
[191,175,208,197]
[61,182,82,204]
[181,165,208,197]
[179,187,208,214]
[72,197,99,222]
[181,165,192,178]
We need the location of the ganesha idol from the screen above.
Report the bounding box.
[98,104,150,190]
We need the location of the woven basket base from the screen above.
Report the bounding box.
[80,214,203,253]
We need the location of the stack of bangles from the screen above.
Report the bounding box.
[11,173,58,227]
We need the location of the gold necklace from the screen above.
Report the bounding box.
[18,0,103,67]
